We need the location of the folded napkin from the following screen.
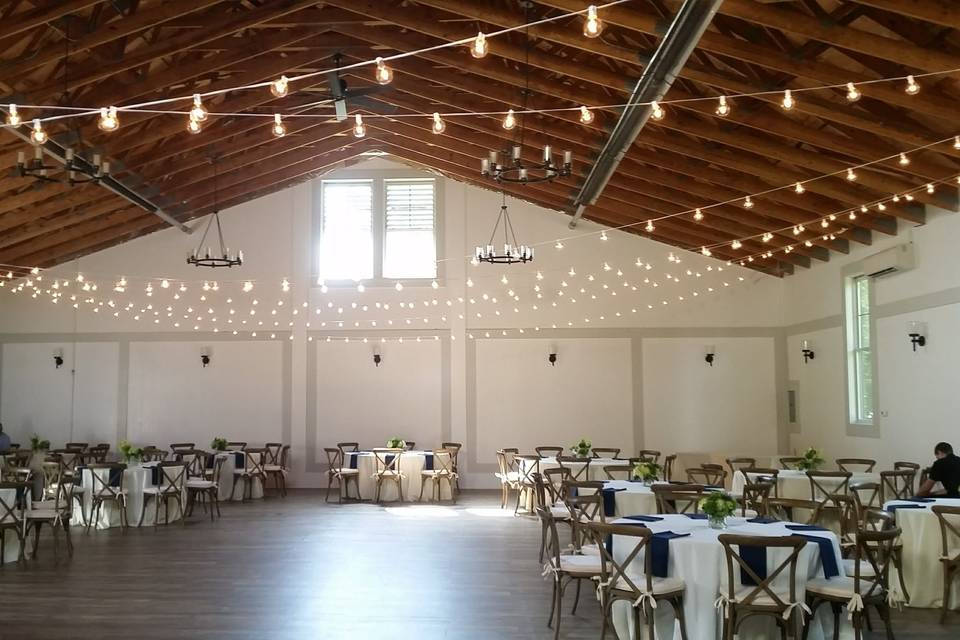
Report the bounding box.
[233,452,245,467]
[206,454,215,470]
[108,467,123,488]
[601,487,626,517]
[348,452,359,470]
[150,465,160,485]
[423,453,434,471]
[622,514,663,522]
[651,531,690,577]
[886,503,925,514]
[739,544,767,586]
[73,465,87,486]
[904,497,935,503]
[684,513,708,520]
[794,533,840,579]
[784,524,828,532]
[747,516,780,524]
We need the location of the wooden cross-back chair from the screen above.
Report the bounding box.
[855,508,910,603]
[265,444,289,497]
[86,463,128,531]
[263,442,282,466]
[652,483,704,514]
[514,455,542,515]
[663,454,676,482]
[140,461,186,528]
[441,441,462,493]
[24,459,74,559]
[372,448,405,503]
[779,456,803,470]
[806,470,851,513]
[226,441,247,451]
[186,453,225,521]
[636,449,660,463]
[531,472,572,563]
[65,442,88,452]
[86,444,110,463]
[232,448,267,501]
[742,468,780,498]
[848,482,881,518]
[726,457,756,478]
[495,448,520,509]
[836,458,877,473]
[738,480,774,517]
[932,505,960,624]
[879,469,916,503]
[717,534,806,639]
[419,448,456,503]
[687,466,726,487]
[0,481,29,563]
[1,450,31,482]
[591,447,620,459]
[169,442,194,454]
[562,481,605,554]
[324,447,357,503]
[337,442,360,454]
[603,465,633,481]
[893,461,920,473]
[536,446,564,459]
[142,446,167,462]
[586,521,689,640]
[556,455,591,482]
[765,498,823,526]
[542,467,573,505]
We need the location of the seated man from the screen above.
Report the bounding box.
[917,442,960,498]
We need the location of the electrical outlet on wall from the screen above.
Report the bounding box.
[879,410,889,418]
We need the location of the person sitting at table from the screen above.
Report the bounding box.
[917,441,960,498]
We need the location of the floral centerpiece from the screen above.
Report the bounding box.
[118,439,144,463]
[210,437,229,452]
[570,438,592,458]
[796,447,825,471]
[29,434,50,452]
[387,437,406,449]
[631,461,661,485]
[699,491,739,529]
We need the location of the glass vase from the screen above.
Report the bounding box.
[708,515,727,530]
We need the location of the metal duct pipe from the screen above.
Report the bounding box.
[568,0,723,228]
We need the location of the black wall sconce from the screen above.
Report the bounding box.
[53,348,64,369]
[373,345,382,367]
[548,345,558,366]
[801,339,815,363]
[704,345,715,367]
[200,346,211,368]
[908,321,927,351]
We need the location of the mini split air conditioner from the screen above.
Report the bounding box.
[863,243,914,278]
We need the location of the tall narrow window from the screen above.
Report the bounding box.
[383,179,437,279]
[318,180,374,281]
[846,275,874,424]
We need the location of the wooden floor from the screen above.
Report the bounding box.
[0,490,955,639]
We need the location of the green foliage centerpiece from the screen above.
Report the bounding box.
[631,461,661,485]
[796,447,825,472]
[699,491,739,529]
[570,438,592,458]
[118,439,144,463]
[29,434,50,452]
[210,437,229,452]
[387,437,406,449]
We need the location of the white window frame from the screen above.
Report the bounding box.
[312,170,443,287]
[842,268,879,436]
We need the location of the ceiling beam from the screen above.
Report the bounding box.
[850,0,960,29]
[0,0,102,43]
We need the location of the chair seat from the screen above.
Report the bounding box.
[578,544,601,556]
[186,480,216,489]
[264,465,286,473]
[496,471,520,482]
[143,487,181,496]
[551,553,602,576]
[25,508,67,520]
[549,505,572,520]
[334,468,359,476]
[841,558,876,578]
[806,576,880,600]
[730,586,795,607]
[374,471,404,479]
[92,489,128,497]
[612,575,686,595]
[421,470,456,478]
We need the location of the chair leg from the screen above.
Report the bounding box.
[325,473,333,503]
[418,476,427,502]
[894,548,910,603]
[876,602,895,640]
[85,500,95,534]
[942,565,953,624]
[547,579,558,629]
[674,596,689,640]
[62,520,72,557]
[571,578,582,615]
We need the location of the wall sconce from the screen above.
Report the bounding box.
[801,339,815,363]
[53,348,64,369]
[704,345,715,367]
[200,346,211,368]
[907,321,927,351]
[548,344,558,366]
[373,345,382,367]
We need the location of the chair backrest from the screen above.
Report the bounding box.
[717,534,805,610]
[515,455,541,488]
[87,444,110,463]
[169,442,195,453]
[244,448,267,476]
[687,466,726,487]
[893,461,920,473]
[848,482,880,518]
[726,457,757,478]
[765,497,823,525]
[591,447,621,459]
[652,483,704,514]
[585,521,654,598]
[740,480,774,516]
[636,449,660,463]
[440,442,461,470]
[852,527,901,602]
[404,441,416,451]
[372,448,403,474]
[178,450,209,478]
[51,449,81,472]
[263,442,282,465]
[226,441,247,451]
[879,470,915,502]
[932,505,960,562]
[836,458,876,473]
[779,456,803,470]
[495,449,518,481]
[280,445,291,470]
[65,442,88,452]
[806,470,851,508]
[324,447,344,471]
[88,463,127,500]
[536,505,582,575]
[542,467,572,503]
[742,468,780,497]
[663,454,676,481]
[603,465,633,481]
[431,448,455,475]
[563,484,605,551]
[0,481,29,526]
[142,446,167,462]
[337,442,360,453]
[556,455,591,481]
[157,462,187,492]
[535,446,563,459]
[40,457,72,514]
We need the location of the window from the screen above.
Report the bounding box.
[316,177,437,282]
[846,275,874,424]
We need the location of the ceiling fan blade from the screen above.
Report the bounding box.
[335,99,348,121]
[347,85,390,98]
[326,70,344,100]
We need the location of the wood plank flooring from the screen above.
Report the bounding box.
[0,490,956,639]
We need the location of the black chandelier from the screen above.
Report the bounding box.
[16,146,111,186]
[474,191,534,264]
[187,158,243,268]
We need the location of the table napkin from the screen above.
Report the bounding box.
[886,503,925,514]
[651,531,690,577]
[784,524,828,532]
[622,514,663,522]
[684,513,708,520]
[602,487,626,517]
[794,533,840,578]
[747,516,780,524]
[740,544,767,586]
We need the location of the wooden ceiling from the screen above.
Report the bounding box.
[1,0,959,277]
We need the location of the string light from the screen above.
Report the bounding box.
[781,89,795,110]
[846,167,857,181]
[905,75,920,95]
[898,153,910,166]
[600,231,608,241]
[743,196,754,208]
[583,5,603,38]
[700,247,712,257]
[272,113,286,138]
[431,112,445,134]
[794,182,805,194]
[97,106,119,132]
[644,220,655,233]
[30,119,46,144]
[395,281,403,291]
[731,240,742,250]
[190,94,208,122]
[926,183,935,194]
[242,281,254,293]
[579,105,594,124]
[650,101,664,121]
[762,233,773,242]
[715,95,730,117]
[693,208,704,221]
[187,114,202,134]
[470,32,488,59]
[6,104,21,126]
[374,57,393,85]
[502,109,516,130]
[353,114,366,138]
[845,83,861,102]
[954,136,960,150]
[270,75,289,98]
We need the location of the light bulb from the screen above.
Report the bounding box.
[926,183,935,194]
[849,211,857,220]
[30,118,46,144]
[502,109,516,130]
[954,136,960,150]
[187,114,203,134]
[898,153,910,166]
[353,113,366,138]
[190,94,208,122]
[794,182,805,194]
[781,89,794,110]
[644,220,655,233]
[743,196,754,208]
[583,5,603,38]
[762,233,773,242]
[846,167,857,181]
[715,95,730,117]
[431,112,445,134]
[6,104,21,126]
[905,75,920,95]
[97,106,120,132]
[731,239,742,250]
[270,75,289,98]
[701,247,712,257]
[431,280,439,289]
[395,281,403,291]
[600,231,608,241]
[374,57,393,85]
[470,32,488,58]
[579,105,594,124]
[357,283,365,293]
[272,113,286,137]
[243,281,254,293]
[650,101,664,121]
[845,82,861,102]
[693,208,704,221]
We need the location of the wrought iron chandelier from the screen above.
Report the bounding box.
[16,146,111,186]
[187,158,243,268]
[475,191,534,264]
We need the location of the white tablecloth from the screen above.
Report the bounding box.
[219,451,264,502]
[518,456,622,482]
[609,514,851,640]
[884,497,960,609]
[344,451,452,502]
[732,469,878,500]
[71,462,186,528]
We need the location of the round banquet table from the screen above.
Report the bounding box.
[884,497,960,609]
[602,480,658,517]
[71,462,185,528]
[343,450,452,502]
[732,469,879,501]
[608,514,852,640]
[517,456,622,511]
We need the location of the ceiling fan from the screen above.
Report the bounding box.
[306,53,393,121]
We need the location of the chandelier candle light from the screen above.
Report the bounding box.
[481,144,572,184]
[187,158,243,268]
[475,191,534,264]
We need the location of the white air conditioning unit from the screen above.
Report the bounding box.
[863,243,914,278]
